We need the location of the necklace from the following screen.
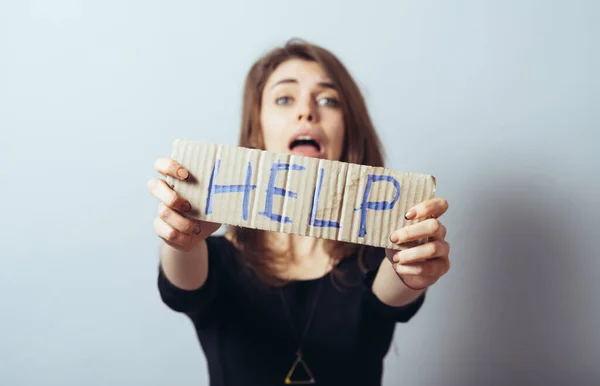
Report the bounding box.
[279,278,324,385]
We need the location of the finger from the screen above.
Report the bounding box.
[147,178,191,213]
[158,202,201,235]
[153,217,194,248]
[404,197,449,220]
[392,240,450,265]
[435,222,447,240]
[395,257,450,277]
[154,157,189,181]
[390,219,446,244]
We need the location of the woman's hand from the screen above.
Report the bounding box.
[147,157,221,252]
[386,198,451,290]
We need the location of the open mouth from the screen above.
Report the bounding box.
[289,135,323,157]
[290,135,321,151]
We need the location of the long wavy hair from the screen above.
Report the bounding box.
[226,39,386,286]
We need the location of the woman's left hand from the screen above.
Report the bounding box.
[385,197,451,290]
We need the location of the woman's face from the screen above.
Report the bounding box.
[260,59,345,161]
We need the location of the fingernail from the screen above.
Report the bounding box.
[404,210,416,220]
[182,202,191,212]
[390,233,398,243]
[194,224,201,234]
[177,168,189,180]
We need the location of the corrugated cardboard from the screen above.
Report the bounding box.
[166,139,436,250]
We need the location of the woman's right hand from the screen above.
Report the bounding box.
[148,157,221,252]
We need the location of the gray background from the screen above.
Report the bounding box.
[1,0,598,385]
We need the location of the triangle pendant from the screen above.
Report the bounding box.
[284,351,316,384]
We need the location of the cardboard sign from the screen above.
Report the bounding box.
[167,139,436,250]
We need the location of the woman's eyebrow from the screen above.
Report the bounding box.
[318,81,336,90]
[270,78,337,90]
[270,78,298,89]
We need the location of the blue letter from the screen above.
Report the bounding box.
[259,160,305,223]
[309,167,341,229]
[355,175,401,238]
[205,159,257,221]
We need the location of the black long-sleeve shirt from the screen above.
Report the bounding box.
[157,236,425,386]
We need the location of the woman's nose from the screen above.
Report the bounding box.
[296,99,316,122]
[297,112,314,122]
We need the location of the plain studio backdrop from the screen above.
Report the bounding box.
[1,1,598,385]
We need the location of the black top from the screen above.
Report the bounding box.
[157,236,426,386]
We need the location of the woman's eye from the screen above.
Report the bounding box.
[276,96,292,105]
[318,97,340,107]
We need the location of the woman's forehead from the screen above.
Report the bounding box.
[265,59,333,89]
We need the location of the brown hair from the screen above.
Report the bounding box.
[226,38,386,286]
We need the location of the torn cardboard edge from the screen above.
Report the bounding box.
[167,139,436,250]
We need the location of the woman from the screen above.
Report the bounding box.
[148,39,450,386]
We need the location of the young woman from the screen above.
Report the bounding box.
[148,39,450,386]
